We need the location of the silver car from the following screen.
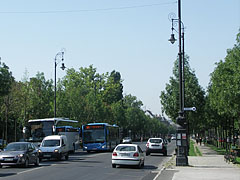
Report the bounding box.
[0,142,40,168]
[112,144,145,168]
[122,137,132,144]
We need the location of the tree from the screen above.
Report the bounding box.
[160,55,205,134]
[0,60,14,142]
[206,29,240,147]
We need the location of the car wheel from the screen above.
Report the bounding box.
[112,164,116,168]
[24,158,29,168]
[57,154,62,161]
[35,157,40,166]
[137,161,142,169]
[0,165,2,168]
[164,151,167,156]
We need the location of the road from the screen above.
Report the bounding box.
[0,141,176,180]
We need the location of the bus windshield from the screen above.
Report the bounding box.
[83,129,105,143]
[30,121,54,142]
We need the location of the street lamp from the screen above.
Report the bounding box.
[169,0,188,166]
[54,51,66,118]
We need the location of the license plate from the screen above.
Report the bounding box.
[4,158,13,161]
[43,155,51,157]
[120,153,130,157]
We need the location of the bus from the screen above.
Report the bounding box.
[82,123,120,152]
[24,118,80,151]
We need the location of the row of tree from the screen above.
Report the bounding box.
[160,30,240,148]
[0,63,173,143]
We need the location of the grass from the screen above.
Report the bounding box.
[195,146,202,156]
[189,140,202,156]
[189,140,197,156]
[236,157,240,165]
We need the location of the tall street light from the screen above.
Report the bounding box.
[168,0,188,166]
[54,51,66,118]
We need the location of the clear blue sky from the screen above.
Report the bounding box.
[1,0,239,116]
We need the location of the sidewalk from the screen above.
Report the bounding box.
[156,142,240,180]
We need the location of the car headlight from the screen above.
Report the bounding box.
[102,145,106,149]
[17,154,24,158]
[84,146,87,149]
[38,149,42,153]
[54,149,59,153]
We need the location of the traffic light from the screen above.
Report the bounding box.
[176,115,186,129]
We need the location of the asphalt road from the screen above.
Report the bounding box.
[0,141,176,180]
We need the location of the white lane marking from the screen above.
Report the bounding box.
[153,166,165,180]
[17,166,44,175]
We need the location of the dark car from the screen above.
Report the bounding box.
[0,142,40,168]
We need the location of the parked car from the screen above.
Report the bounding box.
[171,136,176,140]
[112,144,144,168]
[146,138,167,156]
[122,137,132,144]
[38,135,69,161]
[0,142,39,168]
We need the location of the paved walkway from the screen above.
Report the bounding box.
[156,141,240,180]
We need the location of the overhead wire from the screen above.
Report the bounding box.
[0,1,177,14]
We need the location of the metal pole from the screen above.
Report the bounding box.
[176,0,188,166]
[178,0,183,113]
[182,31,185,110]
[54,59,57,118]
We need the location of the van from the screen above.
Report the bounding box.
[38,135,69,161]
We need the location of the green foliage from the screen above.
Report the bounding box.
[160,55,205,133]
[206,29,240,147]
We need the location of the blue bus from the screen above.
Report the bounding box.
[82,123,120,152]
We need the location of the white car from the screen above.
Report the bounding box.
[146,138,167,156]
[112,144,144,168]
[122,137,132,144]
[38,135,69,161]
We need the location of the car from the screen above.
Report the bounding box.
[122,137,132,144]
[0,142,40,168]
[171,136,176,140]
[112,144,144,168]
[146,138,167,156]
[38,135,69,161]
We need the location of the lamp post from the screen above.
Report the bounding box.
[54,51,66,118]
[168,0,188,166]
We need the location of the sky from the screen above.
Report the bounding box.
[0,0,239,116]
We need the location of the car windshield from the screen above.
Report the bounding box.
[5,143,27,151]
[42,140,60,147]
[150,139,162,143]
[116,146,136,151]
[123,137,131,140]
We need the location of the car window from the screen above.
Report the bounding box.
[5,143,27,151]
[149,139,162,143]
[116,146,136,151]
[42,140,60,147]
